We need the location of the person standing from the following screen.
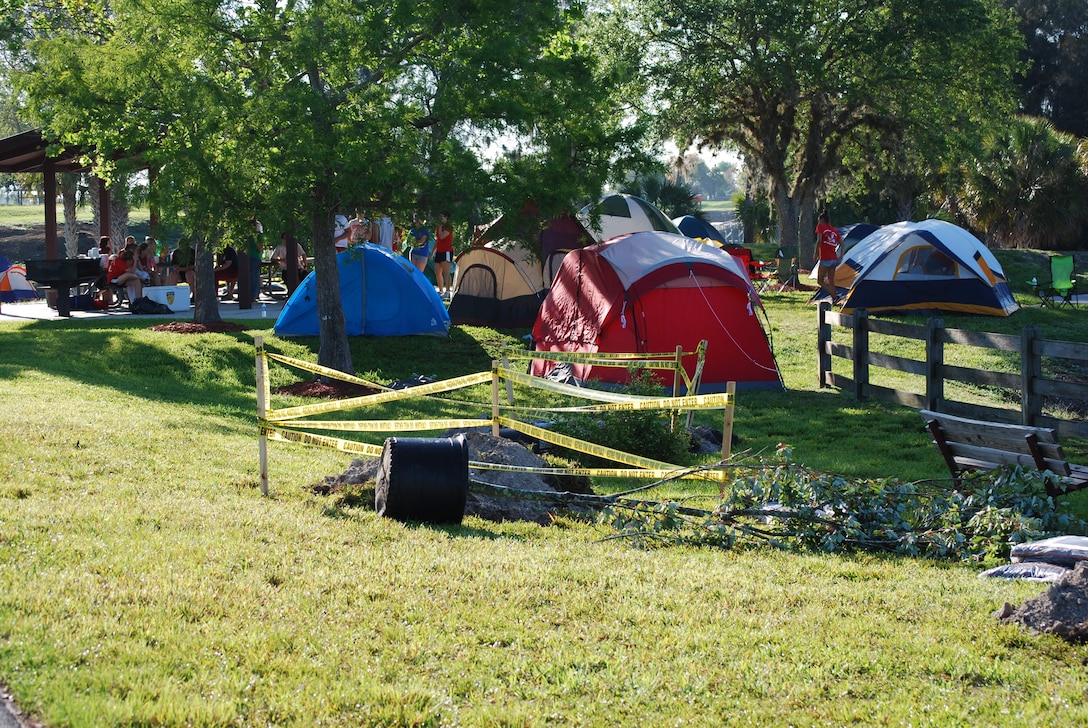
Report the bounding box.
[814,209,842,302]
[434,212,454,300]
[408,213,432,273]
[370,212,395,252]
[348,209,369,246]
[245,218,265,300]
[333,207,351,251]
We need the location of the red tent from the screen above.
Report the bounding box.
[531,231,782,392]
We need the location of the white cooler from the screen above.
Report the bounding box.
[144,285,190,312]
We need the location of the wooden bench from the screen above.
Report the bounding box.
[920,409,1088,497]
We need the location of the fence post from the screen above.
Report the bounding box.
[1021,326,1042,426]
[255,336,269,496]
[721,381,736,464]
[925,317,944,411]
[491,360,501,437]
[817,302,831,389]
[853,308,869,400]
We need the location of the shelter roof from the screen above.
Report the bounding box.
[0,129,93,173]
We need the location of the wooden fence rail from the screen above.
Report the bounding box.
[817,303,1088,440]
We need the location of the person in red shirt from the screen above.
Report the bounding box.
[434,212,455,300]
[814,209,842,302]
[107,249,144,304]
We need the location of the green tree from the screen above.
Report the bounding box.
[620,173,701,218]
[14,0,643,370]
[1004,0,1088,138]
[634,0,1021,268]
[958,116,1088,250]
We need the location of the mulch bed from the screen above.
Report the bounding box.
[149,321,249,334]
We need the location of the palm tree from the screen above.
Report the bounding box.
[959,117,1088,249]
[620,174,701,219]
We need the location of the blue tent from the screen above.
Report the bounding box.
[274,244,450,337]
[672,215,727,245]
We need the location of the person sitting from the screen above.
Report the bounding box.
[169,244,195,288]
[94,236,114,304]
[214,244,239,299]
[137,240,161,286]
[106,249,143,304]
[270,234,307,273]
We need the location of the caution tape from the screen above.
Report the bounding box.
[271,371,492,421]
[496,367,658,404]
[496,416,679,473]
[264,351,388,391]
[496,367,731,412]
[469,460,726,481]
[257,344,732,489]
[267,417,492,432]
[262,424,385,457]
[502,349,692,364]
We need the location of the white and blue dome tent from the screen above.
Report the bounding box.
[274,244,450,337]
[577,194,680,243]
[811,219,1018,317]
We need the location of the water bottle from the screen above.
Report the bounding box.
[1031,277,1037,286]
[261,303,267,318]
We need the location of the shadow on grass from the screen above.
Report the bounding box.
[0,318,509,423]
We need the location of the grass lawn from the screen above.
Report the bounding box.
[2,254,1088,725]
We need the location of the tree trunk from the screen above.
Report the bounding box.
[312,199,354,375]
[192,234,223,324]
[60,173,80,258]
[109,179,129,247]
[88,180,101,243]
[774,189,802,281]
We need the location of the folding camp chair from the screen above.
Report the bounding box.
[1038,254,1078,308]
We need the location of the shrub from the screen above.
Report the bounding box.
[549,368,694,467]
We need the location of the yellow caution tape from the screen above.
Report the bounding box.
[270,371,492,421]
[261,424,385,457]
[503,349,692,363]
[496,367,657,404]
[267,418,492,432]
[495,368,722,409]
[258,346,731,486]
[264,351,388,390]
[469,460,726,481]
[497,416,678,472]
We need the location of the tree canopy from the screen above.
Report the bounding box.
[634,0,1021,263]
[1005,0,1088,138]
[11,0,645,370]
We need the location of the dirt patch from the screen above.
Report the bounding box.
[272,379,382,399]
[148,321,248,334]
[996,562,1088,642]
[310,431,595,525]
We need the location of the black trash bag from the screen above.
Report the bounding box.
[130,296,173,315]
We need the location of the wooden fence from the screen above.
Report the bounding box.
[816,303,1088,440]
